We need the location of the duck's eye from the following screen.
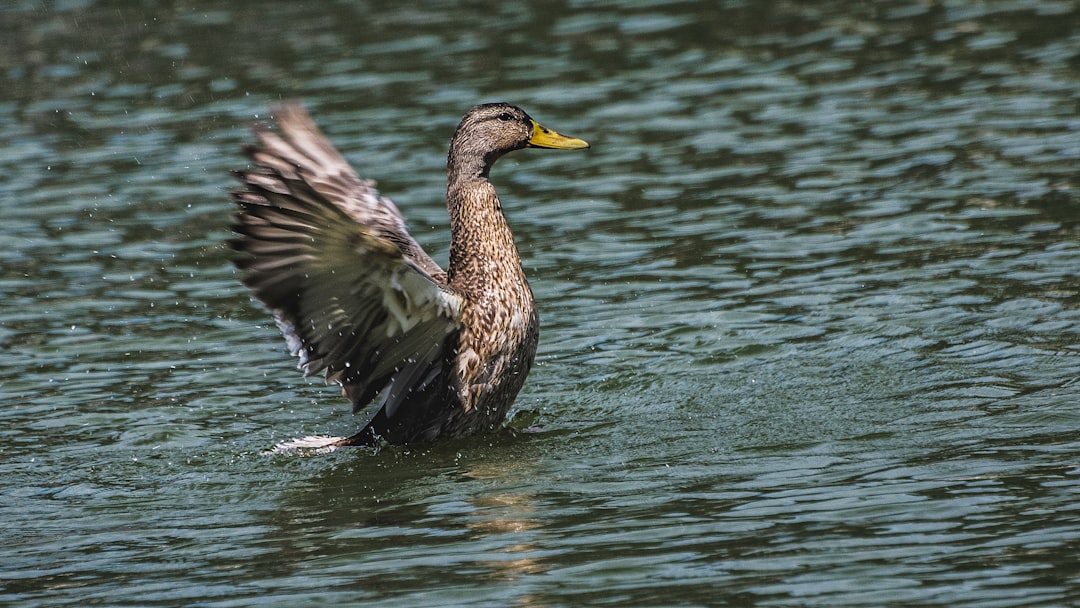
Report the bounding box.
[497,112,514,121]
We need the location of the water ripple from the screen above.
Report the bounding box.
[2,0,1080,606]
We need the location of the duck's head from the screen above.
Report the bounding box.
[448,103,589,179]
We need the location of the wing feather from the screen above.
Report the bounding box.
[231,103,463,417]
[253,103,447,282]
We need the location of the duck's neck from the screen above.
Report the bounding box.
[446,178,526,291]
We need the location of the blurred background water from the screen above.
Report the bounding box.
[2,0,1080,606]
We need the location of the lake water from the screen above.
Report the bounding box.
[3,1,1080,606]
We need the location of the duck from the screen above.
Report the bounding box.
[230,102,589,448]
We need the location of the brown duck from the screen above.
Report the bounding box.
[230,103,589,449]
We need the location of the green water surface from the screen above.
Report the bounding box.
[2,1,1079,606]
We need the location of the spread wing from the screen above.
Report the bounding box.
[230,102,463,416]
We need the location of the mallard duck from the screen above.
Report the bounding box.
[230,102,589,448]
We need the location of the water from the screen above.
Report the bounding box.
[3,1,1080,606]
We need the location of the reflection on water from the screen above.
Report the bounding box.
[461,468,547,585]
[2,0,1080,606]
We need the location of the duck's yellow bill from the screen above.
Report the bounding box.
[528,120,590,150]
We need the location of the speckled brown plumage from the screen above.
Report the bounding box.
[230,102,588,448]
